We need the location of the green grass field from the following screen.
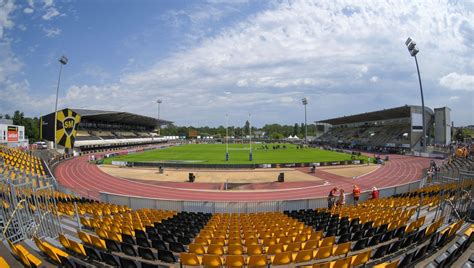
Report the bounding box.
[103,143,366,165]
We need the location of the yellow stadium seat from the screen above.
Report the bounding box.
[188,243,206,255]
[58,233,71,249]
[227,245,244,255]
[329,256,352,268]
[225,255,245,267]
[262,237,277,247]
[90,235,106,250]
[332,242,351,256]
[180,253,202,266]
[373,259,400,268]
[202,254,223,267]
[294,249,314,263]
[314,245,332,260]
[267,243,284,254]
[309,231,323,241]
[0,257,9,268]
[207,244,225,256]
[211,237,225,246]
[351,249,371,267]
[246,244,264,255]
[69,240,86,256]
[303,239,320,250]
[77,231,92,245]
[319,236,335,247]
[244,237,259,246]
[247,254,268,268]
[285,242,301,252]
[271,251,293,265]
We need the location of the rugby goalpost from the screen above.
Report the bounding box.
[225,113,253,161]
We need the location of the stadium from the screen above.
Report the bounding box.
[1,2,474,268]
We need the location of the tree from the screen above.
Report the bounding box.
[244,120,250,136]
[13,110,25,126]
[4,114,11,119]
[293,123,299,136]
[455,128,464,142]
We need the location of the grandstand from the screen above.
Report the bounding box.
[1,137,474,267]
[316,105,436,152]
[40,108,175,153]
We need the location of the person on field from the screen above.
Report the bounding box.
[353,185,361,206]
[337,189,345,206]
[371,187,379,199]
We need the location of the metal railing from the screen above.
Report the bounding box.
[97,180,423,213]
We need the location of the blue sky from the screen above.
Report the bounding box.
[0,0,473,127]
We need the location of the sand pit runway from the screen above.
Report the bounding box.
[99,165,324,183]
[98,164,379,184]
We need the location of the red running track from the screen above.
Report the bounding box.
[55,154,433,202]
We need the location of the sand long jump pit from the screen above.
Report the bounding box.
[98,164,379,191]
[99,165,323,183]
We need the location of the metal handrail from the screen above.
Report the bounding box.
[31,210,53,237]
[2,199,27,237]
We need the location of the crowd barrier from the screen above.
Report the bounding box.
[98,180,423,213]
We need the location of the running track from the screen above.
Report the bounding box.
[55,154,433,202]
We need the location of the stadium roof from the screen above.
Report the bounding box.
[317,105,433,125]
[44,108,172,127]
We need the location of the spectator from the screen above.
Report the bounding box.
[337,189,346,206]
[327,187,338,209]
[371,187,379,199]
[353,185,361,206]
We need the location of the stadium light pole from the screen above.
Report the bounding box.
[405,37,426,152]
[302,97,308,144]
[249,113,252,161]
[54,55,68,149]
[226,113,229,161]
[156,99,162,136]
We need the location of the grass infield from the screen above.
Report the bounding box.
[103,143,366,165]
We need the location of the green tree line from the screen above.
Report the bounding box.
[161,122,318,139]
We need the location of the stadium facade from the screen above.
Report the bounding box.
[316,105,451,151]
[40,108,173,153]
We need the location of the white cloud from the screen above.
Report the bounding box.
[449,96,459,101]
[23,7,34,14]
[0,42,22,83]
[1,0,474,125]
[43,0,53,7]
[58,0,474,125]
[42,7,60,20]
[440,73,474,91]
[43,27,61,37]
[0,0,15,39]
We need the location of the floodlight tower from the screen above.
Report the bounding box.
[249,113,252,161]
[405,37,426,151]
[226,114,229,161]
[302,97,308,144]
[54,55,68,149]
[156,99,162,136]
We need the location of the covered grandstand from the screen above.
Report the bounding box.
[40,108,175,152]
[316,105,435,152]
